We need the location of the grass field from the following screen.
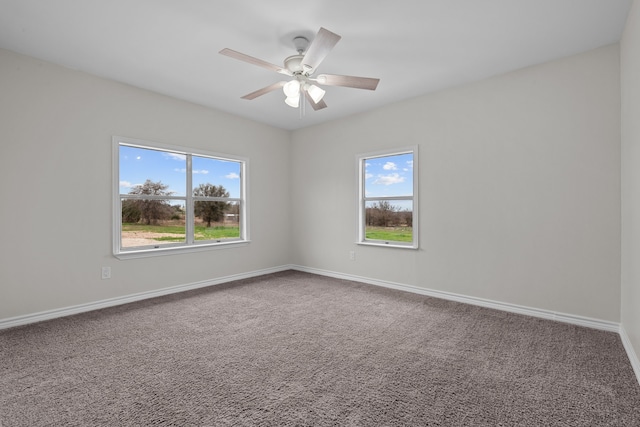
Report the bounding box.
[123,223,409,243]
[365,226,413,242]
[122,223,240,241]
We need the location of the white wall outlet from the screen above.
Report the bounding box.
[349,251,356,261]
[101,266,111,280]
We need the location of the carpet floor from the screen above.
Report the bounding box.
[1,270,639,426]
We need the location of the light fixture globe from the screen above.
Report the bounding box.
[283,80,301,98]
[305,84,325,103]
[285,95,300,108]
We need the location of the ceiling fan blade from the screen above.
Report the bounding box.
[301,28,341,73]
[303,90,328,111]
[241,81,287,100]
[316,74,380,91]
[219,48,292,76]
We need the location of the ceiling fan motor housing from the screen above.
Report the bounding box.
[284,55,305,74]
[285,36,311,75]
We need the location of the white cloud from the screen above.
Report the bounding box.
[174,168,208,174]
[406,160,413,168]
[119,180,134,188]
[365,173,373,180]
[225,172,240,179]
[383,162,397,171]
[136,156,141,160]
[163,152,186,161]
[373,173,405,185]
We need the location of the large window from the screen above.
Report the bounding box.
[113,136,248,258]
[357,147,418,249]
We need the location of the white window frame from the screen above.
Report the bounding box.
[113,136,249,259]
[357,146,418,249]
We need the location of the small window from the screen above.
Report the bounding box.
[357,147,418,249]
[113,136,248,258]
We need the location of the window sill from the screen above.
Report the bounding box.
[356,241,418,250]
[114,240,250,260]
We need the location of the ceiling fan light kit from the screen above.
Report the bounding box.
[219,27,380,112]
[305,84,325,104]
[283,79,301,98]
[284,95,300,108]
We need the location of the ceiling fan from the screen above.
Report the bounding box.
[219,27,380,111]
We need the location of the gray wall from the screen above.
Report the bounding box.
[0,48,291,319]
[0,35,631,364]
[291,44,621,322]
[622,0,640,369]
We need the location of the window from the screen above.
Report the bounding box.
[357,147,418,249]
[113,136,248,258]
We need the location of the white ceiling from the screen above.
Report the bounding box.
[0,0,632,130]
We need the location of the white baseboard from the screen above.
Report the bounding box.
[620,325,640,386]
[290,265,620,332]
[0,265,291,330]
[3,264,619,333]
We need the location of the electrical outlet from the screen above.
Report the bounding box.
[101,266,111,280]
[349,251,356,261]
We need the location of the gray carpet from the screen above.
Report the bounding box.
[1,270,639,426]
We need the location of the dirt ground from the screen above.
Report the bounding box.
[121,231,180,248]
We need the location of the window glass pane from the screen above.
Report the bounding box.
[121,198,186,248]
[119,145,186,196]
[364,153,413,198]
[192,156,241,198]
[194,201,241,241]
[364,200,413,243]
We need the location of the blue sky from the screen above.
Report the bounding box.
[119,145,241,199]
[120,145,411,208]
[364,153,413,198]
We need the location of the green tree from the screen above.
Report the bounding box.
[121,199,141,223]
[128,180,174,225]
[401,209,413,227]
[193,184,230,227]
[368,200,397,227]
[170,204,184,221]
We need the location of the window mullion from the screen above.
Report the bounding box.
[121,194,185,201]
[240,161,246,240]
[186,154,194,244]
[363,196,413,202]
[358,158,366,243]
